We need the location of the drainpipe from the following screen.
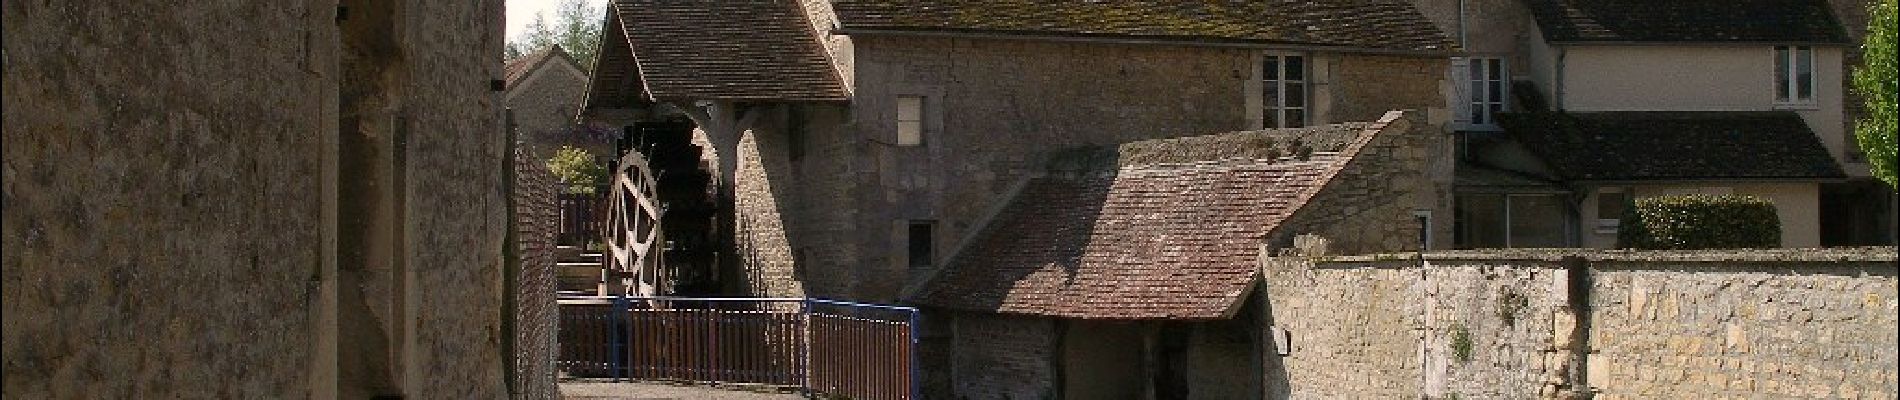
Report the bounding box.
[1554,48,1567,111]
[1456,0,1468,48]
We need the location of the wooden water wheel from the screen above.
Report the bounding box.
[604,149,666,296]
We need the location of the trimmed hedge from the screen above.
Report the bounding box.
[1618,194,1781,249]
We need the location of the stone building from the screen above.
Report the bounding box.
[3,1,528,398]
[1403,0,1897,248]
[908,113,1444,399]
[506,44,610,161]
[582,0,1462,303]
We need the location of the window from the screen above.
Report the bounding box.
[1261,54,1308,128]
[1596,188,1628,234]
[896,96,924,146]
[907,220,935,269]
[1774,46,1815,104]
[1468,57,1508,127]
[1455,193,1568,248]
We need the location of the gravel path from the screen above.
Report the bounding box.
[560,381,805,400]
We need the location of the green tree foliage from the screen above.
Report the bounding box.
[546,146,606,194]
[505,0,603,70]
[1618,195,1781,250]
[1855,0,1898,189]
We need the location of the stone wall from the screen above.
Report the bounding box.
[1589,258,1898,398]
[3,0,509,397]
[1260,248,1898,399]
[512,144,561,399]
[758,35,1458,302]
[1273,112,1455,254]
[390,2,509,397]
[950,313,1058,400]
[506,59,608,160]
[3,2,338,397]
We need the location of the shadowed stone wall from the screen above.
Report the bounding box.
[3,0,510,397]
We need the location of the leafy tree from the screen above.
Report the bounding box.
[547,146,607,194]
[505,0,603,71]
[1854,0,1898,189]
[505,12,555,61]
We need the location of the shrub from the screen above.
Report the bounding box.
[1617,194,1780,249]
[546,146,605,194]
[1449,324,1474,364]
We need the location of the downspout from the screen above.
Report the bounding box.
[1554,48,1567,111]
[1456,0,1468,48]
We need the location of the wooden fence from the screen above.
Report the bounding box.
[557,297,918,400]
[557,192,605,246]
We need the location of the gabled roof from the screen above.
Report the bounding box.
[908,118,1407,320]
[501,46,573,88]
[1520,0,1849,44]
[1497,111,1846,181]
[832,0,1455,52]
[504,45,585,90]
[596,0,847,102]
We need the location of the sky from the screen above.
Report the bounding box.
[506,0,606,39]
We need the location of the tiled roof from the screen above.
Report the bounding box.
[1455,164,1567,193]
[505,45,583,89]
[908,121,1394,320]
[605,0,847,102]
[1497,111,1846,181]
[1521,0,1849,43]
[832,0,1455,52]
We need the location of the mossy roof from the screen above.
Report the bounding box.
[832,0,1455,52]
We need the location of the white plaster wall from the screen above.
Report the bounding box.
[1559,46,1851,168]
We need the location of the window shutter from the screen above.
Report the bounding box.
[1449,57,1472,129]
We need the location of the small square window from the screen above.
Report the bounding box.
[896,96,924,146]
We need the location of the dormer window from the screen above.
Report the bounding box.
[1774,46,1815,105]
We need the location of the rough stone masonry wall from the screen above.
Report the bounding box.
[383,1,509,397]
[2,1,337,397]
[823,36,1454,302]
[1274,112,1455,254]
[951,312,1058,400]
[1260,258,1433,398]
[1589,257,1898,398]
[2,0,509,398]
[512,144,561,399]
[507,63,608,160]
[1260,248,1897,399]
[715,101,862,299]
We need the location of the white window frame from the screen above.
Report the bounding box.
[896,96,925,146]
[1466,57,1509,129]
[1258,53,1309,129]
[1773,46,1816,106]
